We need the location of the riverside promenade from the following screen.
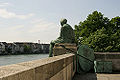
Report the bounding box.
[0,52,120,80]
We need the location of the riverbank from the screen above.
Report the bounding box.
[0,42,49,55]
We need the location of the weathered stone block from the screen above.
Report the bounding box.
[53,43,77,56]
[67,63,72,80]
[18,69,35,80]
[95,52,120,71]
[50,69,64,80]
[35,63,54,80]
[0,68,35,80]
[63,67,67,80]
[107,59,120,71]
[0,64,29,78]
[53,59,64,75]
[1,74,18,80]
[63,54,74,68]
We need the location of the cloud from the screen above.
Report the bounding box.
[0,2,11,7]
[25,19,61,43]
[0,25,25,33]
[0,18,60,43]
[10,25,25,30]
[29,19,59,33]
[0,8,34,19]
[0,25,25,42]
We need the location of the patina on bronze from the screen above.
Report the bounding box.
[49,19,75,57]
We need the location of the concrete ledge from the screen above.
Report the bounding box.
[0,54,75,80]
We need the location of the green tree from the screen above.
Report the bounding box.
[24,45,31,53]
[110,16,120,33]
[74,11,120,52]
[81,28,111,52]
[109,16,120,51]
[74,11,110,38]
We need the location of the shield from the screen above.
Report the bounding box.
[77,45,95,72]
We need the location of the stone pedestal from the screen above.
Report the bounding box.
[53,43,77,56]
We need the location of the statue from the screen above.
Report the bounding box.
[49,18,75,57]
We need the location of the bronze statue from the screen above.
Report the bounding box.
[49,19,75,57]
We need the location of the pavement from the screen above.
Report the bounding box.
[72,73,120,80]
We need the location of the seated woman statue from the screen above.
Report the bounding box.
[49,18,75,57]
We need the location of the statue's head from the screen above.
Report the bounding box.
[60,18,67,26]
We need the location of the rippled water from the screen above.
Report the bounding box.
[0,54,48,66]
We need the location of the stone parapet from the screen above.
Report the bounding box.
[95,52,120,71]
[95,52,120,59]
[0,54,75,80]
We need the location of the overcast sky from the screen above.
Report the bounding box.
[0,0,120,43]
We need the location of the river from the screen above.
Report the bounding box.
[0,54,48,66]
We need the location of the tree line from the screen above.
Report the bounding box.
[74,11,120,52]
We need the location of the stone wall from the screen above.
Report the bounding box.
[0,54,75,80]
[95,52,120,71]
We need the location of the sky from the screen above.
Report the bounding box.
[0,0,120,43]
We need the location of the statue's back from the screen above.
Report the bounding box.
[60,24,75,43]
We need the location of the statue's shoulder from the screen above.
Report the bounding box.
[63,24,71,28]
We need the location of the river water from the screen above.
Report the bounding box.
[0,54,48,66]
